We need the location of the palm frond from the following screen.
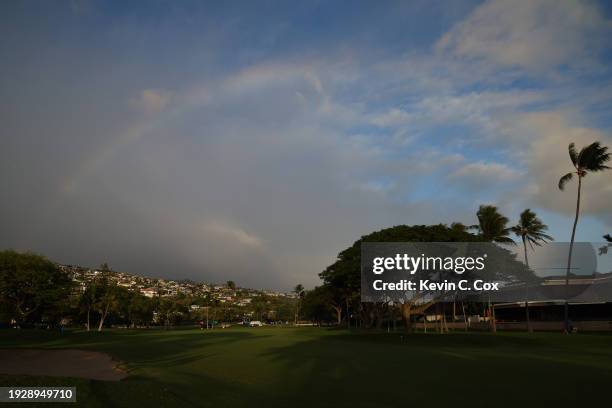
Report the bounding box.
[578,142,610,171]
[494,236,516,244]
[532,232,554,242]
[510,225,523,236]
[577,143,592,167]
[568,143,578,166]
[558,172,573,190]
[590,164,611,172]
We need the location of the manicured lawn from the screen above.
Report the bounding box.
[1,327,611,407]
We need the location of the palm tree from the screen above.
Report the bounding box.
[511,209,553,332]
[558,142,610,332]
[476,205,515,243]
[475,205,514,332]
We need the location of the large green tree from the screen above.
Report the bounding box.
[93,271,120,331]
[79,279,99,331]
[320,224,484,333]
[0,250,73,325]
[113,288,154,328]
[558,142,610,332]
[511,209,553,332]
[301,286,336,324]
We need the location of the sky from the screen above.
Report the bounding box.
[1,0,611,290]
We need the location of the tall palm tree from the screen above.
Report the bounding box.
[558,142,610,332]
[475,205,514,332]
[476,205,515,243]
[511,209,553,332]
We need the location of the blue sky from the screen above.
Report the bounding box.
[1,0,611,289]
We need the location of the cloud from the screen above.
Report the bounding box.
[451,161,522,182]
[370,108,413,128]
[69,0,93,15]
[517,111,612,224]
[204,220,263,249]
[368,90,546,140]
[131,89,170,114]
[436,0,612,71]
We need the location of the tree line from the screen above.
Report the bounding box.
[297,141,609,334]
[0,255,296,330]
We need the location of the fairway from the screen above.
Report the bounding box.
[1,328,611,407]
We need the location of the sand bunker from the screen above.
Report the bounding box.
[0,349,127,381]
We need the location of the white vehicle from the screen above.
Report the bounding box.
[248,320,263,327]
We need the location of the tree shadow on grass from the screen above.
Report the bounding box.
[258,329,612,408]
[320,330,551,348]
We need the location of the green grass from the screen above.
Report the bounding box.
[1,327,611,407]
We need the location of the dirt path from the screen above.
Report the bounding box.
[0,349,127,381]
